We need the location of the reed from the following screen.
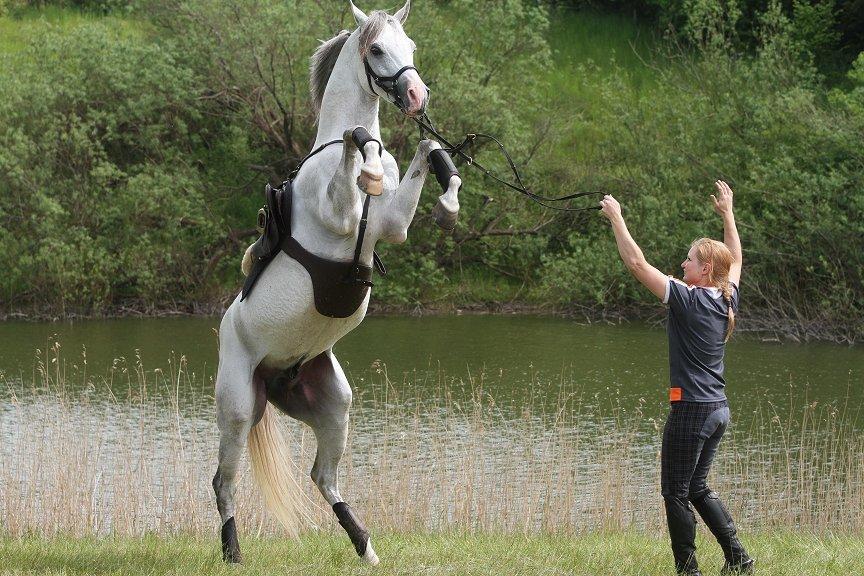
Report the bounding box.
[1,343,861,538]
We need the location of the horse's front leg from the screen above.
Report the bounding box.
[428,148,462,231]
[319,127,384,236]
[381,140,462,240]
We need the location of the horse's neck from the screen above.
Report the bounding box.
[295,39,382,264]
[315,41,381,144]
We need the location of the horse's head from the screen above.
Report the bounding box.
[350,1,428,117]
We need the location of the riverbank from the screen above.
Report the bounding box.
[1,531,860,575]
[1,300,856,345]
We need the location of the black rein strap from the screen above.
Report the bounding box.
[412,113,603,212]
[287,138,343,180]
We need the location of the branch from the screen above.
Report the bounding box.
[455,215,555,245]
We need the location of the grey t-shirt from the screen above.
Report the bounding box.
[663,279,739,402]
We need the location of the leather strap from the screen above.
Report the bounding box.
[345,194,374,287]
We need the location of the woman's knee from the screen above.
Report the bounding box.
[689,485,712,502]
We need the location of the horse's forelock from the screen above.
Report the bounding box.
[358,11,391,56]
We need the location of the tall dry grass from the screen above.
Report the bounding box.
[0,343,861,538]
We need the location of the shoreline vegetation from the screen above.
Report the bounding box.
[2,349,862,540]
[1,2,862,345]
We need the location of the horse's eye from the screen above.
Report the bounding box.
[370,46,383,56]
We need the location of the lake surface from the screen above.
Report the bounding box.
[1,315,861,412]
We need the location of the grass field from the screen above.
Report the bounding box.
[1,531,861,575]
[546,7,661,92]
[0,6,140,53]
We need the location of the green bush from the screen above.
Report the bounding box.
[0,22,220,313]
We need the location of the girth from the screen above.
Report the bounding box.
[282,233,372,318]
[240,179,377,319]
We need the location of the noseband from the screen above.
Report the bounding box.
[363,57,421,111]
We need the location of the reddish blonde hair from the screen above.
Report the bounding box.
[691,238,736,342]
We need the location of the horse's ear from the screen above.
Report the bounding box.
[349,1,368,26]
[394,0,410,25]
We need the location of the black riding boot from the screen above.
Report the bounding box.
[691,491,754,574]
[664,496,702,575]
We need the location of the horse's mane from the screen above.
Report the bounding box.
[309,11,391,116]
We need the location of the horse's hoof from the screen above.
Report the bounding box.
[431,200,458,231]
[221,517,243,563]
[358,168,383,196]
[361,539,380,565]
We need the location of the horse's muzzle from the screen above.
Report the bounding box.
[397,72,428,117]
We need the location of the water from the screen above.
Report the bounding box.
[1,315,861,412]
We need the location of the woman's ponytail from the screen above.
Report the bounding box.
[721,280,735,342]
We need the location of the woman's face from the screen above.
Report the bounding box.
[681,246,708,286]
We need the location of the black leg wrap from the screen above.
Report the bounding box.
[351,127,382,160]
[221,517,242,564]
[428,148,460,192]
[333,502,369,557]
[692,491,751,567]
[664,497,700,574]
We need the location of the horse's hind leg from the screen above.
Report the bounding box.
[212,332,262,564]
[272,350,379,565]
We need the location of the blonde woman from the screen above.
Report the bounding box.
[600,181,754,575]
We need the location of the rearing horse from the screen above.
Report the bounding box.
[212,0,461,565]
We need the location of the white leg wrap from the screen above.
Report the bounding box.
[361,538,380,565]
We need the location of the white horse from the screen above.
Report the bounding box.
[213,0,461,565]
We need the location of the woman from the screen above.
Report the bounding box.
[599,181,755,575]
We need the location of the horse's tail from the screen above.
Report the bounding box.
[240,245,254,277]
[247,403,309,537]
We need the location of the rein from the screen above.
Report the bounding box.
[365,55,601,211]
[411,113,602,212]
[287,138,343,180]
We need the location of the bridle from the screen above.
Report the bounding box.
[363,56,420,113]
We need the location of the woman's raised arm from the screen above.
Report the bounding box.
[711,180,742,286]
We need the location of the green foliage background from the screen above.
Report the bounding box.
[0,0,861,342]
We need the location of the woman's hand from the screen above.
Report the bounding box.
[599,194,623,222]
[711,180,734,216]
